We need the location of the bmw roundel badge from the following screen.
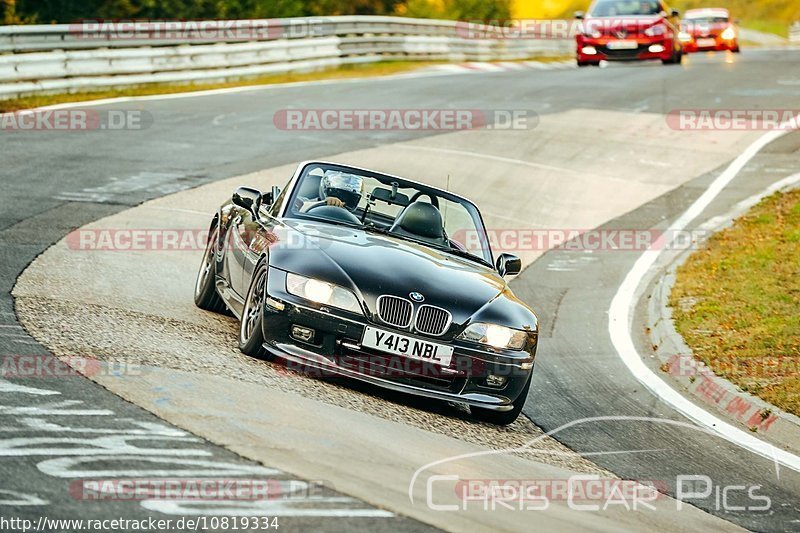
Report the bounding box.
[409,292,425,303]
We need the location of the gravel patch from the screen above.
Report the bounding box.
[17,296,610,475]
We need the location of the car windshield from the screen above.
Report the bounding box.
[684,16,729,24]
[589,0,662,17]
[284,163,493,265]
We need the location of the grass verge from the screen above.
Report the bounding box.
[670,189,800,416]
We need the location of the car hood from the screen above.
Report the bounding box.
[268,219,534,328]
[687,22,729,35]
[585,15,664,33]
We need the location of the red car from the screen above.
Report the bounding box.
[575,0,684,66]
[680,8,740,53]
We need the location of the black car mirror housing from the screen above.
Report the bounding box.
[232,186,263,217]
[574,11,585,19]
[496,253,522,277]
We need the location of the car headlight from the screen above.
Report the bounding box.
[286,273,362,314]
[645,24,667,37]
[721,26,736,40]
[457,323,530,351]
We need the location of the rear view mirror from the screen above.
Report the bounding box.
[371,187,410,207]
[232,187,262,216]
[574,11,585,19]
[496,253,522,277]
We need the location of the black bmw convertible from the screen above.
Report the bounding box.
[194,161,539,425]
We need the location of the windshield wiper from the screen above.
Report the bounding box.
[436,246,493,268]
[363,225,493,268]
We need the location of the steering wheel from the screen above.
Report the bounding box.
[409,191,440,209]
[300,200,327,214]
[306,204,361,225]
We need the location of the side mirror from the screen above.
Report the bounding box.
[496,253,522,277]
[671,9,680,17]
[574,11,585,19]
[259,186,282,211]
[232,186,262,217]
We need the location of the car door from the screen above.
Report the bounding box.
[227,206,252,298]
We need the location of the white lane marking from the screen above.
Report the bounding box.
[11,340,40,346]
[397,144,637,185]
[55,172,186,203]
[0,380,60,396]
[0,490,48,506]
[143,499,395,518]
[14,418,189,436]
[0,58,576,115]
[0,68,471,114]
[0,435,207,456]
[142,205,212,217]
[0,325,22,328]
[608,116,800,473]
[397,144,589,176]
[38,456,279,478]
[0,400,113,415]
[697,173,800,233]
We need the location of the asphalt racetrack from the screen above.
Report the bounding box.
[3,49,800,531]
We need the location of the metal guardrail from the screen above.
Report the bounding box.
[0,16,573,100]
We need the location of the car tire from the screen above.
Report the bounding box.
[471,373,533,426]
[239,259,271,359]
[194,225,227,314]
[732,46,741,53]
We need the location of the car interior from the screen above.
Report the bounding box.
[287,165,486,260]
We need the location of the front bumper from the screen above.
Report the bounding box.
[683,37,737,53]
[262,269,536,412]
[576,36,674,62]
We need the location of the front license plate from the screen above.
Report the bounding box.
[362,326,454,367]
[697,38,716,47]
[607,40,638,50]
